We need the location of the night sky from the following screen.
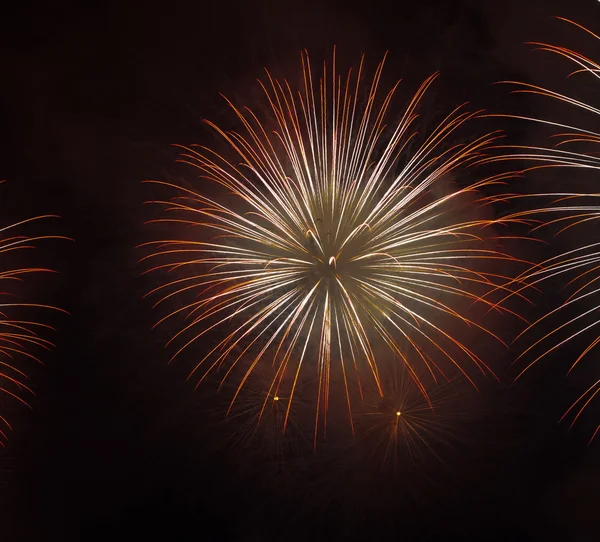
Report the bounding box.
[1,1,599,540]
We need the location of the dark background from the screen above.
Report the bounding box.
[0,0,599,540]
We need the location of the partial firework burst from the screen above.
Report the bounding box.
[484,18,600,441]
[143,51,527,444]
[0,189,66,447]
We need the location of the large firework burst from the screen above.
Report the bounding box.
[143,52,527,443]
[485,18,600,441]
[0,191,66,447]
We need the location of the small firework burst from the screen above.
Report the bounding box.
[354,359,465,473]
[217,360,310,458]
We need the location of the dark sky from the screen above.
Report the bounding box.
[0,1,599,540]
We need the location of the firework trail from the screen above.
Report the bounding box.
[142,51,528,444]
[482,18,600,441]
[0,186,67,446]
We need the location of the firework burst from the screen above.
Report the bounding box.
[0,190,67,447]
[482,18,600,441]
[142,51,528,444]
[216,360,310,458]
[354,358,465,474]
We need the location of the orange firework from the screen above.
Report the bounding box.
[481,18,600,442]
[0,185,67,446]
[142,51,530,444]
